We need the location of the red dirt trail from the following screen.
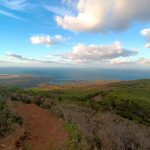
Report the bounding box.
[15,104,68,150]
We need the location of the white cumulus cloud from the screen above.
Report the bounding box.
[30,35,64,47]
[56,0,150,33]
[65,42,138,63]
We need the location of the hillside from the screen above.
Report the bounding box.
[0,79,150,150]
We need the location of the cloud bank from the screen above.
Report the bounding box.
[6,41,138,66]
[110,58,150,65]
[3,46,150,67]
[139,57,150,64]
[56,0,150,33]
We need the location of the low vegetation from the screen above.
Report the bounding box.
[100,80,150,125]
[64,122,90,150]
[0,95,23,138]
[0,79,150,149]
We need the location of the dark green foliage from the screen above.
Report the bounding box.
[25,88,101,102]
[11,115,23,126]
[0,95,11,138]
[100,80,150,125]
[34,97,44,106]
[0,95,23,138]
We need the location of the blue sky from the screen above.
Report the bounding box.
[0,0,150,68]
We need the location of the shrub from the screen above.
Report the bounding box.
[0,95,23,138]
[11,115,23,126]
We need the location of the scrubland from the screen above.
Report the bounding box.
[0,79,150,149]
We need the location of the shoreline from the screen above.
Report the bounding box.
[0,74,37,79]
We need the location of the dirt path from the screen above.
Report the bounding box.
[15,104,68,150]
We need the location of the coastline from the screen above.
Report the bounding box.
[0,74,37,79]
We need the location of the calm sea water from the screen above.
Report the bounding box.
[0,67,150,81]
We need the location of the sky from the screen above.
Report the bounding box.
[0,0,150,68]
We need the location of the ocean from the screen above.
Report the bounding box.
[0,67,150,81]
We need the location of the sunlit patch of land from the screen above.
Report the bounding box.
[38,80,119,91]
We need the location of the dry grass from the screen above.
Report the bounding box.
[0,125,25,150]
[51,104,150,150]
[97,113,150,150]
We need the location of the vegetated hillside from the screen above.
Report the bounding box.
[0,79,150,150]
[100,79,150,125]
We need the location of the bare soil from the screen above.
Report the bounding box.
[15,104,68,150]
